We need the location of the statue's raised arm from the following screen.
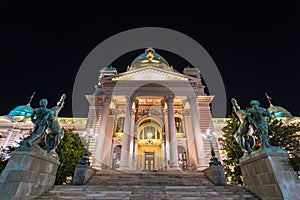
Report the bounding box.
[45,94,66,157]
[51,94,66,115]
[231,98,255,154]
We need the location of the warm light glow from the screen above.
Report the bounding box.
[115,132,124,138]
[176,133,185,138]
[147,132,153,139]
[89,128,94,136]
[206,129,210,136]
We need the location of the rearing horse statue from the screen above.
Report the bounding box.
[45,94,66,157]
[231,98,255,154]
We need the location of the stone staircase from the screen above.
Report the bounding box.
[38,171,261,199]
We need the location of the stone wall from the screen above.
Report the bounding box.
[0,150,60,200]
[239,149,300,200]
[202,165,227,186]
[73,164,96,185]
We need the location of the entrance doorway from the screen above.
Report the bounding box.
[112,145,121,169]
[144,152,155,171]
[136,118,163,170]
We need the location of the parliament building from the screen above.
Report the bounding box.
[85,48,219,171]
[0,48,296,171]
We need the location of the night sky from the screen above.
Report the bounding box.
[0,2,299,117]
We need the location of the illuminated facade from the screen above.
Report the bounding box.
[0,48,220,171]
[1,48,298,171]
[0,117,86,152]
[85,48,219,171]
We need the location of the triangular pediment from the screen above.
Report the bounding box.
[111,67,189,81]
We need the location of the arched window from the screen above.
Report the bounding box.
[115,117,125,133]
[175,117,184,133]
[112,145,122,169]
[139,125,161,139]
[178,145,188,170]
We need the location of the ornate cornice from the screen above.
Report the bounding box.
[85,95,111,105]
[196,95,214,104]
[112,67,188,81]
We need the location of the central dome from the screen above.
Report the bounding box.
[128,48,173,71]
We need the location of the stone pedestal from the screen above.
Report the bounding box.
[73,164,96,185]
[203,165,227,186]
[239,149,300,200]
[0,150,60,200]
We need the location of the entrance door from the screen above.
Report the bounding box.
[144,152,155,171]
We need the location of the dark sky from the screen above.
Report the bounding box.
[0,2,299,117]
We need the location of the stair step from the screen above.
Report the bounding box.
[38,171,261,199]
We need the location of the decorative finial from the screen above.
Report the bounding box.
[27,92,35,105]
[145,47,155,54]
[265,92,273,106]
[145,47,155,60]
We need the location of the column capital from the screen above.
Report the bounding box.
[134,98,139,104]
[187,95,197,102]
[165,94,175,104]
[125,95,135,104]
[111,109,118,115]
[103,96,111,104]
[134,99,139,107]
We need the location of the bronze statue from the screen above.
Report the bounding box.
[246,100,272,149]
[231,98,284,153]
[231,98,255,154]
[21,98,50,150]
[19,94,66,157]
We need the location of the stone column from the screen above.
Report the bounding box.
[163,101,170,169]
[132,100,139,170]
[102,112,116,169]
[165,95,181,170]
[183,109,198,169]
[161,99,168,170]
[129,107,136,170]
[92,96,111,170]
[161,133,166,170]
[188,96,207,170]
[119,96,134,171]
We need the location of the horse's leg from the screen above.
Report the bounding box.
[48,121,64,157]
[29,126,45,150]
[261,128,271,148]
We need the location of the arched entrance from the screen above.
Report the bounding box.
[136,118,163,171]
[112,145,121,169]
[178,145,188,171]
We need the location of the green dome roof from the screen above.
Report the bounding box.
[128,48,173,71]
[264,93,292,117]
[268,104,292,117]
[8,104,33,118]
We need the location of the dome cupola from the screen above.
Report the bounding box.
[128,48,173,72]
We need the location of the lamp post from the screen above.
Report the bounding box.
[78,128,94,166]
[202,129,221,166]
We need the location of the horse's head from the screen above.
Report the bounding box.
[231,98,242,114]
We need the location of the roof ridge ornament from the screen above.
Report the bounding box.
[27,92,35,106]
[145,47,155,54]
[265,92,273,106]
[128,48,171,71]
